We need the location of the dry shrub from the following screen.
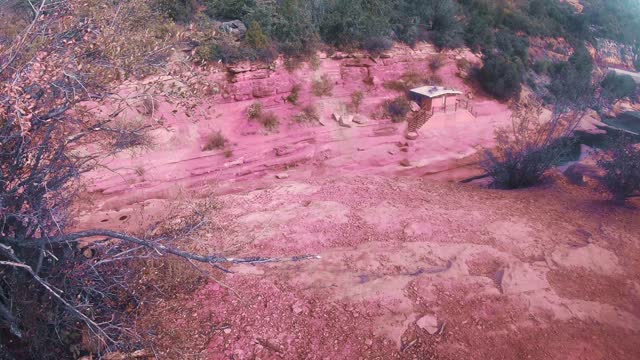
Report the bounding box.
[286,84,301,104]
[363,73,375,87]
[203,131,228,151]
[597,135,640,204]
[140,95,155,116]
[349,90,364,113]
[247,101,263,119]
[261,112,280,131]
[482,97,579,189]
[383,70,427,93]
[312,74,334,96]
[429,54,447,71]
[109,117,154,152]
[294,105,320,124]
[456,57,471,73]
[426,74,444,85]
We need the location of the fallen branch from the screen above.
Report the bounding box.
[13,229,321,265]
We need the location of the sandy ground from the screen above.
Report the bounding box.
[79,173,640,359]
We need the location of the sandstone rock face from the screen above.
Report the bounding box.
[501,262,550,294]
[549,244,623,275]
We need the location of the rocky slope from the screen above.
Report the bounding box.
[80,173,640,359]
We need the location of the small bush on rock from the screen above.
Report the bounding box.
[482,97,579,189]
[597,135,640,204]
[385,96,411,123]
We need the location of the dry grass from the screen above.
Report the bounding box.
[429,54,447,71]
[247,101,263,120]
[110,117,154,153]
[203,131,228,151]
[383,70,427,93]
[261,112,280,131]
[312,74,333,97]
[294,105,320,124]
[286,84,301,104]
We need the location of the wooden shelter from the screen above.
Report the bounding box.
[409,86,462,111]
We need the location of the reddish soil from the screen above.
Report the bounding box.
[81,174,640,359]
[75,43,640,359]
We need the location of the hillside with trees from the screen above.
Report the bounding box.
[1,1,640,359]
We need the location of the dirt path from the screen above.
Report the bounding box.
[88,175,640,359]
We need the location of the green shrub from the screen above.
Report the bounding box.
[601,72,637,103]
[482,98,578,189]
[157,0,197,23]
[205,0,254,19]
[479,53,524,100]
[385,96,411,123]
[312,74,333,97]
[245,20,269,49]
[597,135,640,204]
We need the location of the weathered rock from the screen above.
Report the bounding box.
[275,173,289,179]
[353,115,366,124]
[405,131,419,140]
[252,85,275,98]
[549,244,622,275]
[399,159,411,167]
[219,20,247,39]
[501,262,549,294]
[224,157,244,168]
[416,314,439,335]
[342,114,354,124]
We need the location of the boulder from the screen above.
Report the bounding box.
[219,20,247,39]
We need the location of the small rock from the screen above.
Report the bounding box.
[224,157,244,168]
[339,121,352,128]
[365,339,373,346]
[275,173,289,179]
[353,116,366,124]
[332,112,342,122]
[405,131,419,140]
[224,328,232,334]
[342,114,354,124]
[292,302,304,314]
[416,314,439,335]
[357,147,365,151]
[400,159,411,167]
[401,147,409,152]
